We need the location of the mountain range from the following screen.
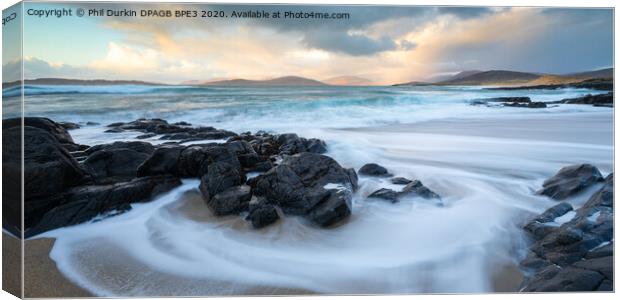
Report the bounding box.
[396,68,613,87]
[4,68,613,88]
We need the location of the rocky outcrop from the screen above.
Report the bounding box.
[520,172,613,292]
[26,175,182,237]
[7,116,348,235]
[470,97,547,108]
[537,164,604,200]
[105,118,237,142]
[550,92,613,107]
[253,152,358,226]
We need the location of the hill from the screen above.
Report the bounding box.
[3,78,164,88]
[203,76,327,87]
[438,70,540,86]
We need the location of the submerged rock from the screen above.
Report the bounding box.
[555,92,613,107]
[368,180,440,203]
[391,177,413,185]
[358,163,391,177]
[537,164,604,200]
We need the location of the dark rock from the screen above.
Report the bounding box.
[582,173,613,208]
[537,164,604,200]
[559,92,613,106]
[20,126,86,200]
[199,158,244,201]
[358,163,391,177]
[204,185,252,216]
[391,177,412,185]
[253,153,357,226]
[59,122,80,130]
[17,117,75,144]
[106,118,236,141]
[83,148,150,184]
[368,188,400,203]
[306,138,327,154]
[487,97,531,103]
[533,202,574,223]
[307,187,353,227]
[368,180,440,203]
[246,199,279,228]
[137,145,184,177]
[26,175,182,237]
[520,169,614,292]
[522,266,604,292]
[402,180,441,199]
[136,133,157,139]
[85,141,155,156]
[528,102,547,108]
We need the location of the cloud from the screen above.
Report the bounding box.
[302,31,397,56]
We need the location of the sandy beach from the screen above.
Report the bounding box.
[2,233,91,298]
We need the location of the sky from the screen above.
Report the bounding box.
[2,3,614,84]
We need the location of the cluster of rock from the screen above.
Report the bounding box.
[359,163,441,204]
[470,97,548,109]
[549,92,613,108]
[104,118,238,143]
[519,164,613,291]
[3,117,358,237]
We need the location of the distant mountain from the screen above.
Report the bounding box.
[427,70,482,83]
[392,81,432,87]
[565,68,613,79]
[203,76,327,87]
[438,70,540,85]
[3,78,164,88]
[323,76,373,86]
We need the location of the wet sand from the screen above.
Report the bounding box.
[2,232,21,298]
[0,233,92,298]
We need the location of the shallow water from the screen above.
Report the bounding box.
[23,85,612,295]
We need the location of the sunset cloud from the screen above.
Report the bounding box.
[14,3,613,84]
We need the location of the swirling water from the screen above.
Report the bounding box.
[15,84,612,295]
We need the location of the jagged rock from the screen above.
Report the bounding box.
[520,171,614,292]
[246,198,279,228]
[537,164,604,200]
[368,180,440,203]
[25,175,182,237]
[83,148,150,184]
[253,152,357,226]
[204,185,252,216]
[402,180,441,199]
[368,188,400,203]
[137,145,185,177]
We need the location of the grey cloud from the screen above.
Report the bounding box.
[302,30,397,56]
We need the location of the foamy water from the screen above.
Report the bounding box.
[23,85,612,295]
